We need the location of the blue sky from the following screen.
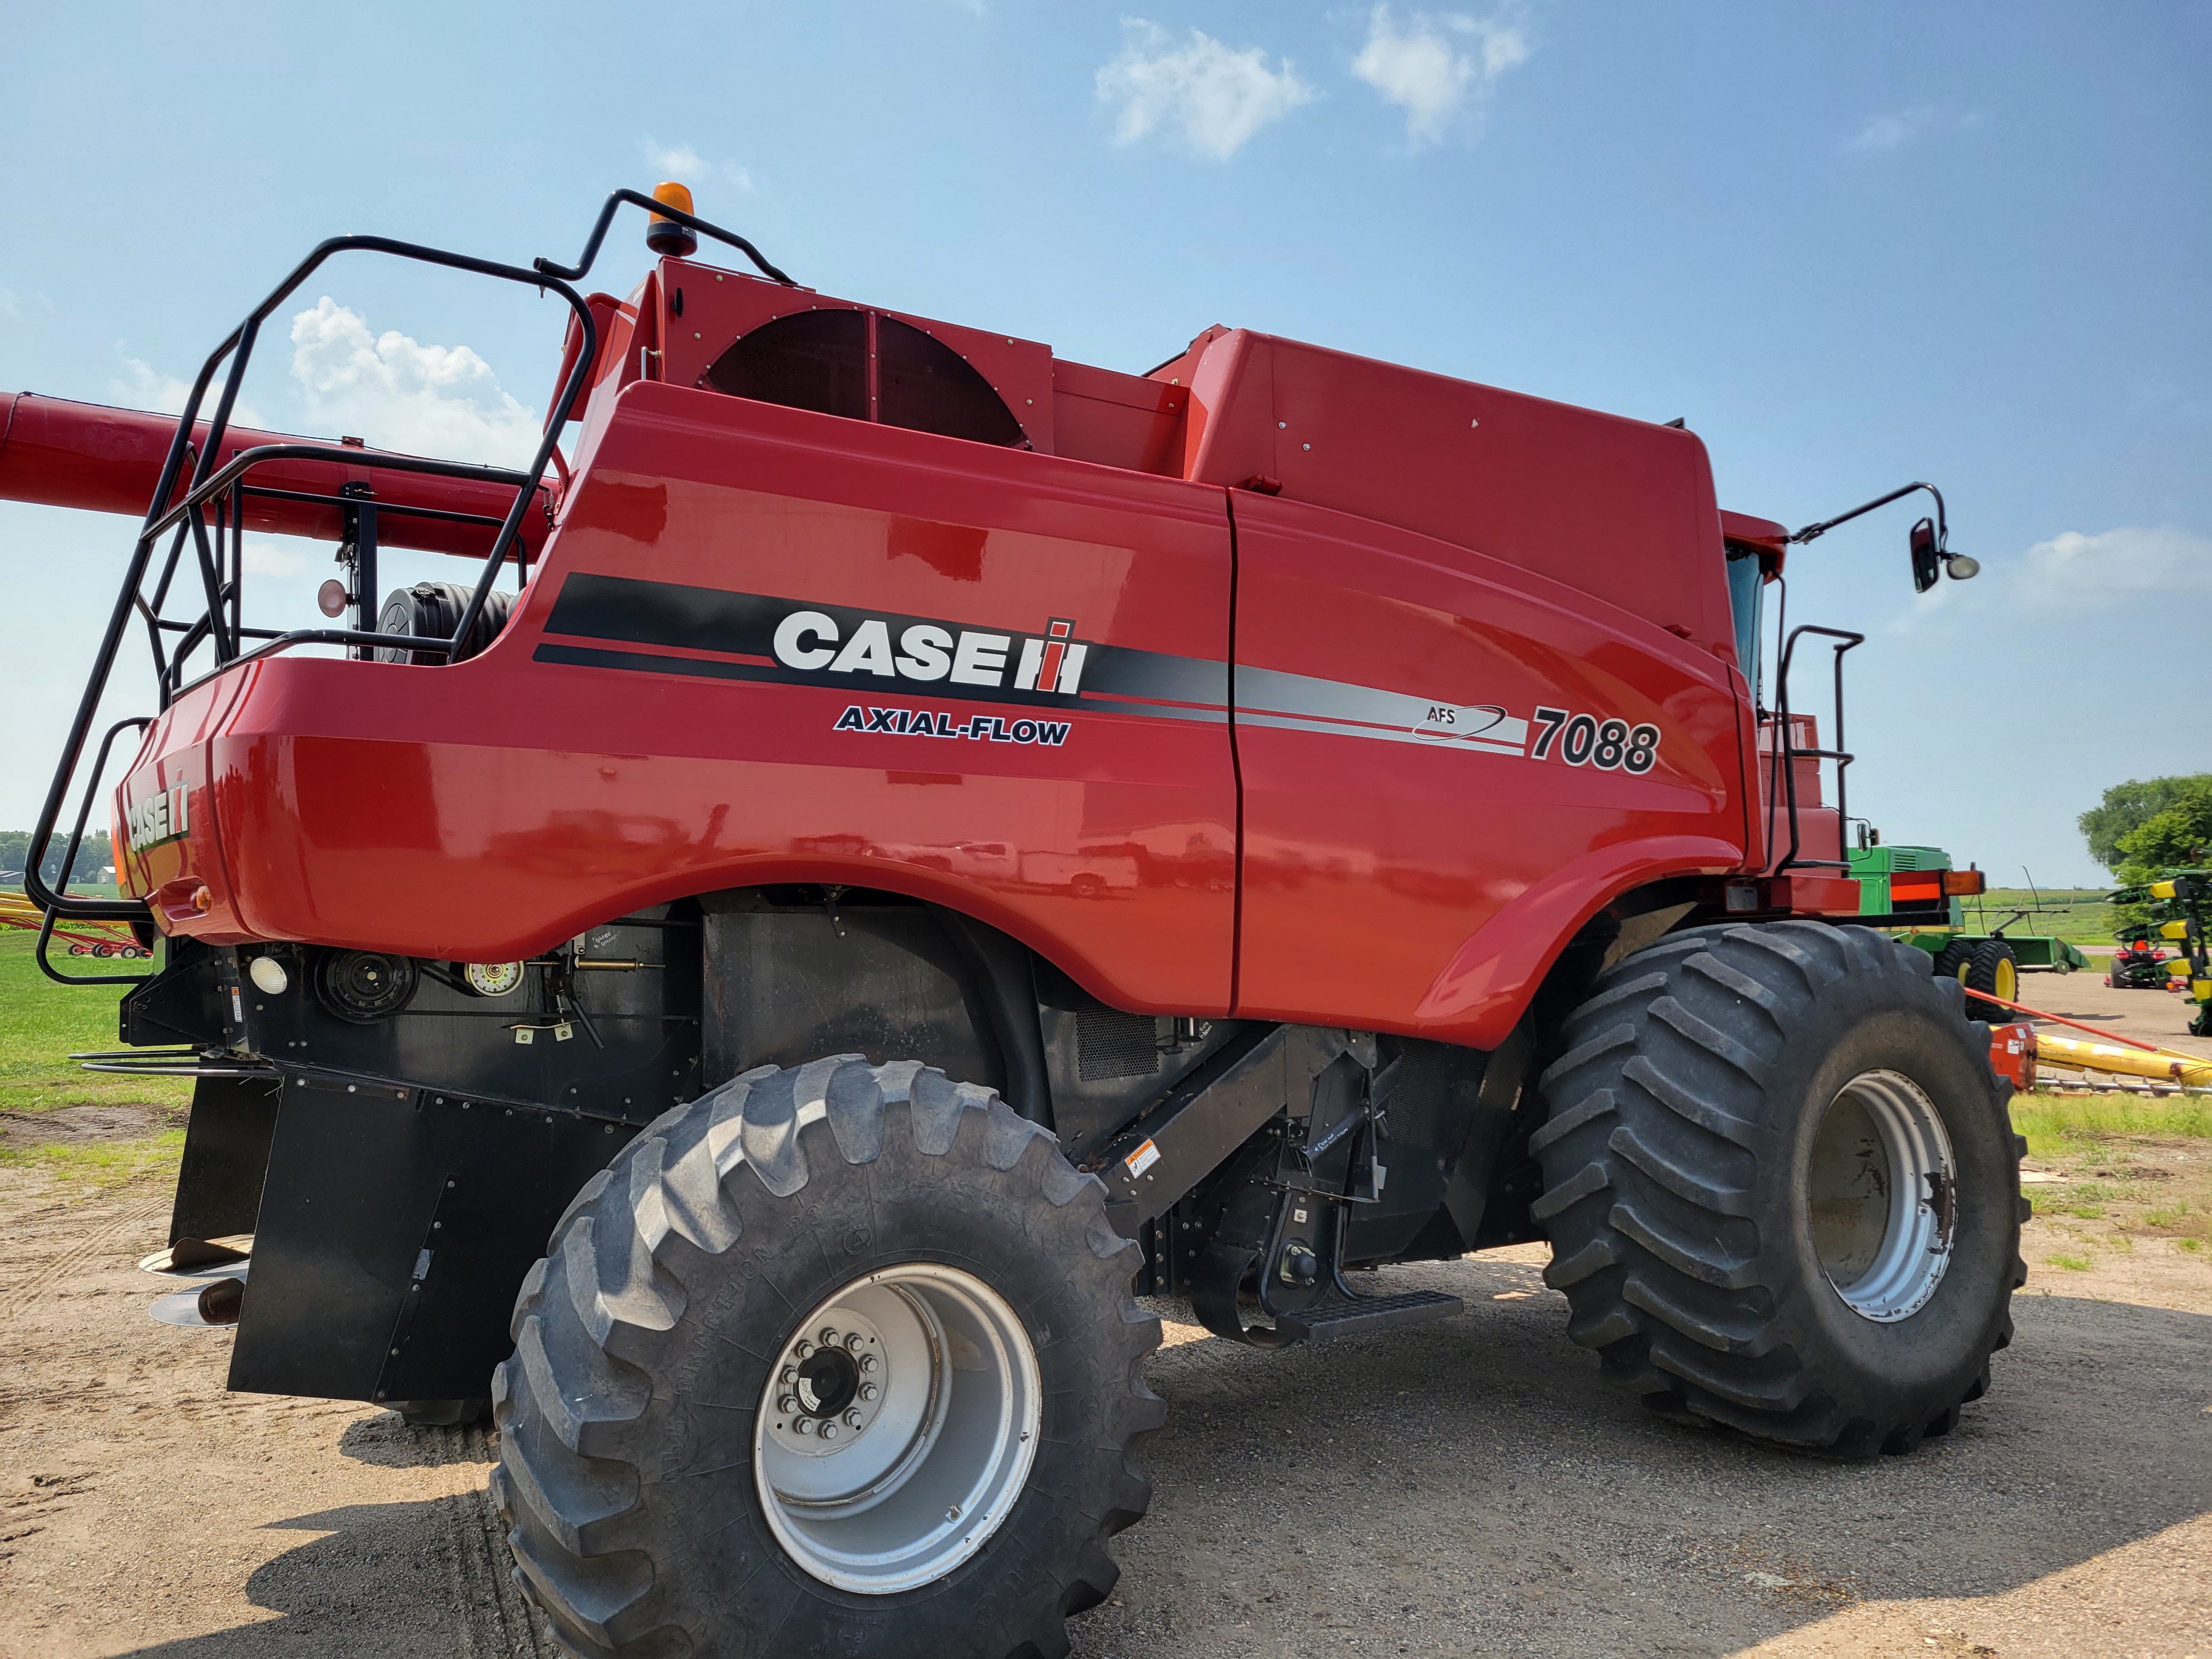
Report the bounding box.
[2,1,2205,884]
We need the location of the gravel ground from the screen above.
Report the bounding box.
[1,1165,2206,1659]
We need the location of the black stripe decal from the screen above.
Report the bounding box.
[538,571,1228,714]
[531,642,1227,721]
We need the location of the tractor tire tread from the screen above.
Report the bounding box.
[1531,921,2021,1460]
[493,1058,1161,1659]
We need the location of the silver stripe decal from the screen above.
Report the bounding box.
[1237,711,1525,754]
[1235,664,1531,755]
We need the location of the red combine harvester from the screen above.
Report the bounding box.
[7,188,2016,1658]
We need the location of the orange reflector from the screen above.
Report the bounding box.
[190,885,212,913]
[1942,868,1985,896]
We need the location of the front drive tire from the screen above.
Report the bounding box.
[1531,922,2027,1459]
[492,1057,1164,1658]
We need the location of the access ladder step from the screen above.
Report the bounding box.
[1274,1289,1463,1343]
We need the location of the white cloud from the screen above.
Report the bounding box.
[2012,524,2212,611]
[640,137,753,194]
[1842,106,1977,155]
[1351,4,1530,149]
[110,353,268,429]
[286,297,541,467]
[642,137,711,180]
[241,537,308,577]
[0,286,17,320]
[1096,19,1318,160]
[1887,523,2212,636]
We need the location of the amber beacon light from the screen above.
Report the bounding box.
[646,182,699,257]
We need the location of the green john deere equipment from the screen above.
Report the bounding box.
[2109,871,2212,1036]
[1849,841,2088,1022]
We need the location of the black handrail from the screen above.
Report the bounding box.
[1769,624,1865,873]
[143,444,535,542]
[534,188,796,286]
[26,190,791,927]
[33,718,156,983]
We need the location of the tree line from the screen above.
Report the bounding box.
[0,829,115,887]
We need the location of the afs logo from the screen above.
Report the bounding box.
[1414,703,1509,742]
[774,611,1087,696]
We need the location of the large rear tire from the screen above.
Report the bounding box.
[1531,921,2027,1459]
[492,1057,1163,1658]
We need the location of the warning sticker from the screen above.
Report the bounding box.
[1124,1138,1162,1178]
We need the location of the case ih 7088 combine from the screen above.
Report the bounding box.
[8,188,2019,1657]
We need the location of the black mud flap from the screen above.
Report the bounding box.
[227,1073,637,1403]
[170,1075,282,1247]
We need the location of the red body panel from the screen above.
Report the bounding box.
[1229,493,1745,1045]
[1178,331,1739,662]
[121,383,1240,1014]
[82,255,1870,1046]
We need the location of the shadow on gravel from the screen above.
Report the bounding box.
[334,1413,496,1470]
[1075,1259,2212,1657]
[118,1485,546,1659]
[106,1256,2208,1659]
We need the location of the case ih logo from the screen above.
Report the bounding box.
[773,611,1087,695]
[125,782,190,854]
[534,575,1125,712]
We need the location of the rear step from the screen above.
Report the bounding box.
[1274,1288,1463,1342]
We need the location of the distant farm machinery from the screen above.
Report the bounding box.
[2108,871,2212,1036]
[1847,840,2088,1021]
[0,891,154,958]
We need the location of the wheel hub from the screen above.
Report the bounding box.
[1807,1069,1958,1322]
[767,1311,887,1451]
[754,1263,1041,1594]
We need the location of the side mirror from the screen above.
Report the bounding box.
[1910,518,1940,593]
[1909,517,1977,591]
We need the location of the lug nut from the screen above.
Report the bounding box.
[843,1409,862,1428]
[820,1326,840,1346]
[844,1332,865,1353]
[795,1340,812,1359]
[777,1395,797,1414]
[859,1355,879,1374]
[821,1423,839,1441]
[859,1382,878,1402]
[780,1367,796,1384]
[791,1418,812,1436]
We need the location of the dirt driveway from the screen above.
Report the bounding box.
[2,1166,2206,1659]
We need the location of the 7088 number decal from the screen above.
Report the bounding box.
[1530,708,1660,774]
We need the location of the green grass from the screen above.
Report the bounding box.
[2048,1254,2094,1271]
[0,932,192,1115]
[2011,1090,2212,1160]
[1956,887,2121,947]
[0,1126,185,1187]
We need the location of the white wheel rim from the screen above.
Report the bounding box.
[1807,1069,1957,1323]
[753,1263,1041,1594]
